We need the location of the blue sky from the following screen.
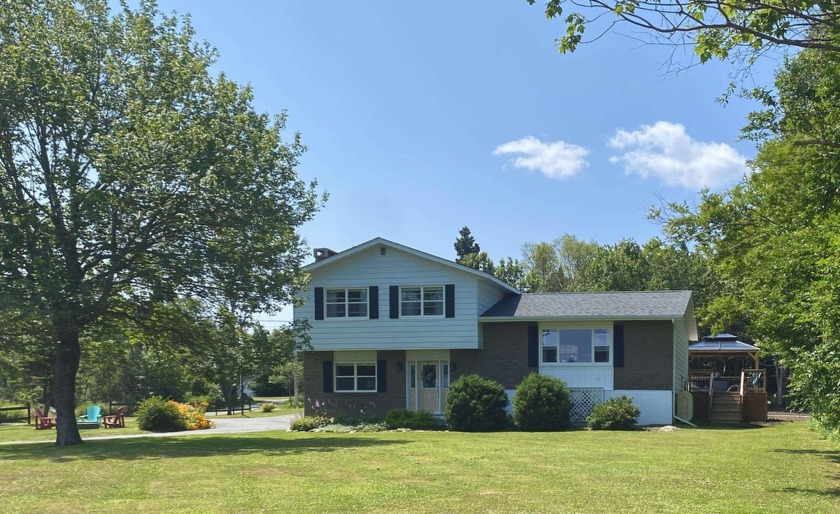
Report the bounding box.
[152,1,777,323]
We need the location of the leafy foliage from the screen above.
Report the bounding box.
[0,0,321,445]
[444,374,509,432]
[512,373,571,431]
[527,0,840,66]
[655,44,840,430]
[586,396,640,430]
[290,415,332,432]
[135,396,186,432]
[384,408,439,430]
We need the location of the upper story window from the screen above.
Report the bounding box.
[326,288,368,318]
[542,327,611,364]
[401,286,444,317]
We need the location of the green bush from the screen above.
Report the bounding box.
[135,396,187,432]
[260,402,277,413]
[444,374,508,432]
[385,408,439,430]
[513,373,572,431]
[290,415,331,431]
[186,391,225,409]
[586,396,640,430]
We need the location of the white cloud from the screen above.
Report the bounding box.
[493,136,589,179]
[607,121,748,189]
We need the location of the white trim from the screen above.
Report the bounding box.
[303,237,519,294]
[480,315,685,323]
[399,285,445,318]
[539,322,613,366]
[324,287,369,320]
[333,361,377,393]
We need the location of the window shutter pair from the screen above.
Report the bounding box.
[389,284,455,318]
[322,359,386,393]
[313,286,378,320]
[526,324,624,367]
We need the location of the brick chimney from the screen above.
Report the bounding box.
[314,248,337,262]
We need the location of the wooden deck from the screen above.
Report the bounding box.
[689,369,768,422]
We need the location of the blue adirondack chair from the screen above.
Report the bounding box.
[77,405,101,424]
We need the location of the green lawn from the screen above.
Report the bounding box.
[0,418,151,443]
[0,421,836,513]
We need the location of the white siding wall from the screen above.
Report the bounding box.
[539,367,614,389]
[476,281,508,347]
[297,246,500,351]
[673,318,689,394]
[606,390,673,425]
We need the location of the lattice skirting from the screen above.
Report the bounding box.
[569,388,605,422]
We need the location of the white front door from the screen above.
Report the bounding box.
[407,359,449,414]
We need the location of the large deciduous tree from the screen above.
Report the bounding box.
[657,45,840,430]
[0,0,321,445]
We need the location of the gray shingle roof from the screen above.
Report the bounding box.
[480,291,693,319]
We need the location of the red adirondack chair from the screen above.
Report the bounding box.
[102,407,126,428]
[33,408,56,430]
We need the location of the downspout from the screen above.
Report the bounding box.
[674,414,697,427]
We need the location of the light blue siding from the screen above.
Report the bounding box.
[296,245,507,351]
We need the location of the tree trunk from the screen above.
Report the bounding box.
[53,329,82,446]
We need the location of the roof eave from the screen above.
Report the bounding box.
[303,237,520,294]
[479,314,685,322]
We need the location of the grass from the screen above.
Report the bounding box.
[0,418,151,443]
[0,421,837,512]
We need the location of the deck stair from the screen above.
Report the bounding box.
[709,392,742,422]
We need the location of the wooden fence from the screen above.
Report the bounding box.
[0,403,31,424]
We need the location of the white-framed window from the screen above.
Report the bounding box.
[400,286,444,317]
[325,288,368,318]
[541,327,611,364]
[334,362,377,392]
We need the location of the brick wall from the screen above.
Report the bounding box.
[451,322,534,388]
[614,320,673,391]
[302,350,406,417]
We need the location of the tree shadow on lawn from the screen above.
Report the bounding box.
[0,434,407,463]
[771,448,840,465]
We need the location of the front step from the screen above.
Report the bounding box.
[709,393,743,422]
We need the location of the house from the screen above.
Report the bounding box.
[296,238,698,425]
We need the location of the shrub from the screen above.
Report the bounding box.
[290,415,331,431]
[586,396,640,430]
[319,421,388,433]
[385,408,439,430]
[512,373,572,431]
[444,374,508,432]
[135,396,186,432]
[260,402,277,413]
[169,401,213,430]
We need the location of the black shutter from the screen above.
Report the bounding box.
[445,284,455,318]
[527,325,539,368]
[369,286,379,319]
[377,360,387,393]
[314,287,324,320]
[613,324,624,368]
[323,360,333,393]
[389,285,399,319]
